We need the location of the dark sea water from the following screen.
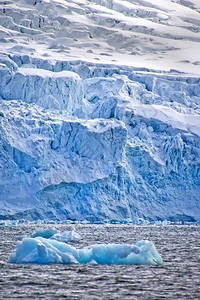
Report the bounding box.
[0,224,199,299]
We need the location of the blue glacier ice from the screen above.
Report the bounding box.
[8,237,163,265]
[0,61,199,224]
[0,0,200,224]
[0,56,200,224]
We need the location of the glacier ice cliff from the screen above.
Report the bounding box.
[0,0,200,223]
[0,55,200,223]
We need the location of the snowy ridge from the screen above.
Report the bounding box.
[0,0,200,223]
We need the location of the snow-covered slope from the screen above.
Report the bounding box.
[1,0,200,74]
[0,0,200,223]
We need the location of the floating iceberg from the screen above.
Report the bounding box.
[8,237,163,265]
[31,227,81,242]
[32,227,59,239]
[51,228,81,243]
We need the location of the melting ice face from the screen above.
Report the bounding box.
[8,238,163,265]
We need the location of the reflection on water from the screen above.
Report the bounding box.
[0,225,199,299]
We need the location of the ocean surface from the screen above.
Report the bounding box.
[0,224,199,299]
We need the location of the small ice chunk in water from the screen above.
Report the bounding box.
[8,238,163,265]
[31,227,81,242]
[16,234,28,240]
[32,227,59,239]
[51,228,81,242]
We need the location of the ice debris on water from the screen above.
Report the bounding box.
[8,237,163,265]
[51,228,81,243]
[32,227,59,239]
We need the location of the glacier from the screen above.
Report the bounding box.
[0,0,200,223]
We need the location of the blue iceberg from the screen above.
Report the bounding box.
[32,227,59,239]
[31,227,81,242]
[8,237,163,265]
[51,228,81,243]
